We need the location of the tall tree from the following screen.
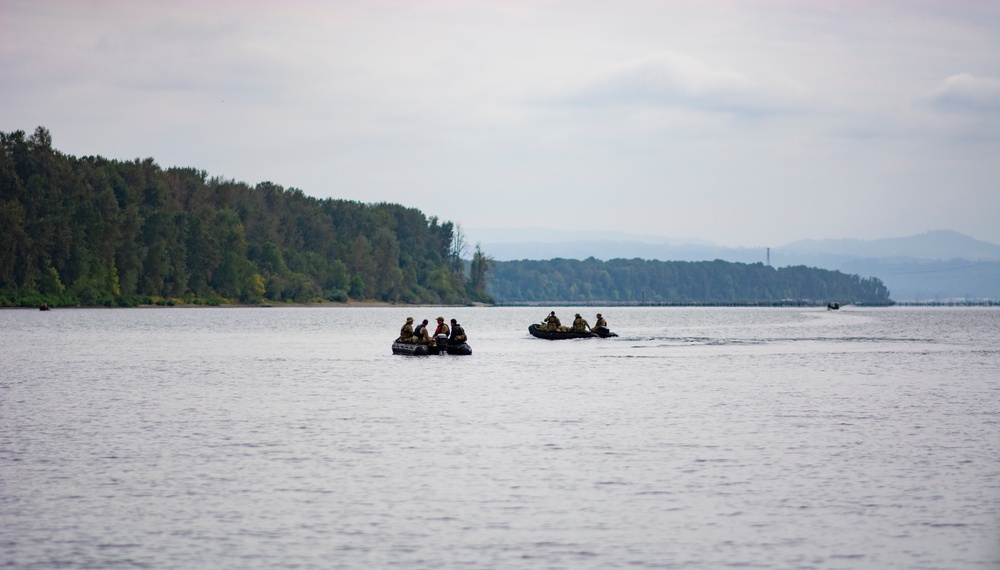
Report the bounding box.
[468,243,494,302]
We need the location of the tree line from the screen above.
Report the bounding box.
[487,257,891,304]
[0,127,493,307]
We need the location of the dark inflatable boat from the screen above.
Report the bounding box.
[527,323,618,340]
[392,335,472,356]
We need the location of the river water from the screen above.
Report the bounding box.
[1,306,997,569]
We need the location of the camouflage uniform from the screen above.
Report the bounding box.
[543,312,561,332]
[572,314,590,333]
[414,320,434,344]
[449,320,467,344]
[399,318,415,343]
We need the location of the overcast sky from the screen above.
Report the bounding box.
[3,0,998,246]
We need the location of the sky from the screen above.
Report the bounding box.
[2,0,998,247]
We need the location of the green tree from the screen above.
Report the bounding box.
[468,244,495,302]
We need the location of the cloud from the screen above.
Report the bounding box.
[562,52,808,116]
[923,73,1000,114]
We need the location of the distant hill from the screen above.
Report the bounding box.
[469,228,1000,301]
[781,230,1000,261]
[487,258,891,306]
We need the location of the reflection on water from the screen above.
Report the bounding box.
[1,306,998,569]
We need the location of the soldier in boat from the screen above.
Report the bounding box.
[398,317,415,343]
[542,311,561,332]
[593,313,607,330]
[413,319,434,344]
[448,319,467,345]
[433,316,450,337]
[571,313,591,333]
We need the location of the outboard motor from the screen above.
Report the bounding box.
[435,334,448,349]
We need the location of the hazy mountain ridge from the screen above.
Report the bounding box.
[781,230,1000,261]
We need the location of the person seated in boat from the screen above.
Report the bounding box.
[593,313,607,331]
[448,319,467,345]
[433,316,450,338]
[571,313,591,333]
[413,319,434,344]
[542,311,561,332]
[398,317,415,343]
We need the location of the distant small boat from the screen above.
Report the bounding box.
[827,302,840,310]
[38,304,51,311]
[528,323,618,340]
[392,335,472,356]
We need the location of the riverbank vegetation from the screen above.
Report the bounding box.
[488,258,891,305]
[0,127,492,307]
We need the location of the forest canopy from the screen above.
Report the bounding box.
[487,258,891,305]
[0,127,487,307]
